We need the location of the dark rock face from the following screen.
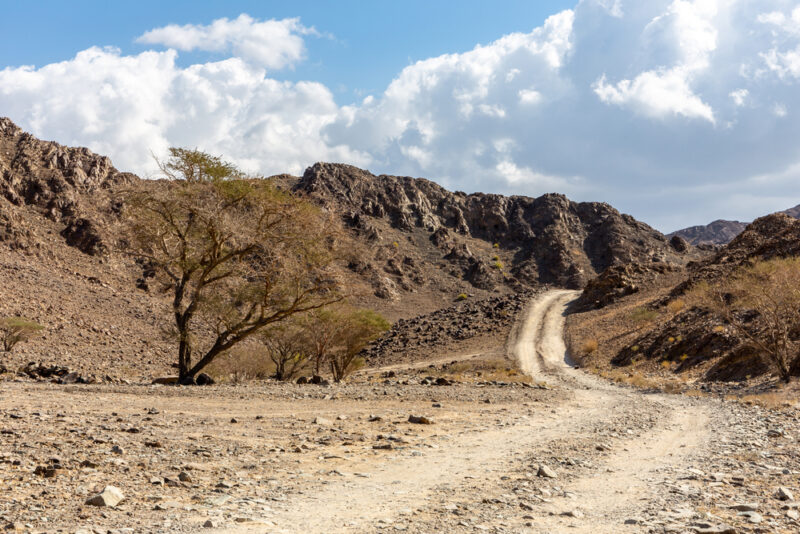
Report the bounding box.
[0,117,131,254]
[670,213,800,299]
[296,163,688,288]
[668,220,749,246]
[574,262,681,311]
[669,205,800,246]
[362,291,535,365]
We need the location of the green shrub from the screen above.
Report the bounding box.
[0,317,43,352]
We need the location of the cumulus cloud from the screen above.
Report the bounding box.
[0,46,365,176]
[136,14,315,69]
[2,3,800,230]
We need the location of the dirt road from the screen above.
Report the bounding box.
[1,291,797,533]
[248,290,722,532]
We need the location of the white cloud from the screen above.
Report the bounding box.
[136,14,315,69]
[0,46,365,176]
[729,88,748,106]
[593,68,715,122]
[591,0,720,123]
[3,2,800,231]
[518,88,542,105]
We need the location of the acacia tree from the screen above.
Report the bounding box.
[0,317,43,352]
[125,149,342,383]
[691,257,800,382]
[323,307,390,382]
[262,320,310,381]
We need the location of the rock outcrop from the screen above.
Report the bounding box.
[296,163,690,288]
[0,117,132,253]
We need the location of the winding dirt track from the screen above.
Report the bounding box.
[228,290,716,533]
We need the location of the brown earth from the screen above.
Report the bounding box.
[1,291,799,534]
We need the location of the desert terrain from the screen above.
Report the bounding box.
[2,290,798,534]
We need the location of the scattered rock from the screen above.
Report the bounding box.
[85,486,124,508]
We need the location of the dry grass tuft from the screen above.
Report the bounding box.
[580,338,599,355]
[666,299,685,314]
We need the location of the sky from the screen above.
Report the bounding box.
[1,0,799,232]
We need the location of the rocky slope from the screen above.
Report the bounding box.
[569,213,800,382]
[295,162,693,290]
[669,203,800,246]
[0,118,695,379]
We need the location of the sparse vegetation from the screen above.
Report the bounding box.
[262,321,310,381]
[580,338,599,355]
[324,308,390,382]
[456,293,468,301]
[0,317,43,352]
[666,299,685,314]
[124,148,342,383]
[629,307,659,326]
[690,257,800,382]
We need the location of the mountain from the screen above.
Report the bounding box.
[570,212,800,382]
[668,205,800,246]
[667,219,748,246]
[0,118,695,381]
[294,162,694,291]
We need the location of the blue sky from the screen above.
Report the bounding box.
[1,0,800,232]
[0,1,574,104]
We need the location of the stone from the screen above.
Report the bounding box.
[737,511,762,524]
[178,471,192,483]
[203,519,219,528]
[195,373,215,385]
[537,465,557,479]
[729,503,759,512]
[85,486,125,507]
[777,487,795,501]
[111,445,124,455]
[408,415,433,425]
[313,417,332,426]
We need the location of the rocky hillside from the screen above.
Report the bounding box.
[667,219,748,246]
[569,213,800,383]
[669,204,800,246]
[295,162,693,290]
[0,118,698,380]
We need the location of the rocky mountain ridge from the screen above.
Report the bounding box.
[668,204,800,246]
[295,162,693,289]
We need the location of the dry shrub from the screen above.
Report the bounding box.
[666,299,685,314]
[736,392,788,410]
[662,381,684,394]
[629,307,659,325]
[205,345,275,383]
[580,339,599,355]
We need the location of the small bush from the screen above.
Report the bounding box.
[629,307,659,325]
[456,293,468,301]
[631,345,640,352]
[679,353,689,361]
[660,360,672,369]
[666,299,685,314]
[493,243,499,248]
[668,336,675,343]
[581,339,599,355]
[492,260,504,270]
[0,317,43,352]
[712,325,725,333]
[205,345,276,383]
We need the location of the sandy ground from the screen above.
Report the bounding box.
[1,290,799,533]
